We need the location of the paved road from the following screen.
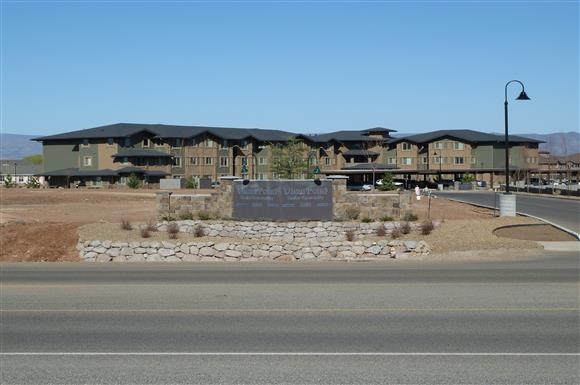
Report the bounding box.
[437,191,580,237]
[1,260,579,384]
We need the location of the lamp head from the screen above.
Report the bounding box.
[516,91,530,101]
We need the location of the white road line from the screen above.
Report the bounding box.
[1,352,578,356]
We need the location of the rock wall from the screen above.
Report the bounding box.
[78,220,431,262]
[157,176,412,221]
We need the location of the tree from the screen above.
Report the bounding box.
[25,176,40,188]
[461,173,475,184]
[23,154,43,165]
[269,137,309,179]
[3,174,15,188]
[126,173,141,189]
[377,172,396,191]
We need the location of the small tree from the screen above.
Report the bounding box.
[23,154,43,165]
[3,174,15,188]
[377,172,396,191]
[25,176,40,188]
[269,137,309,179]
[185,177,197,189]
[461,173,475,184]
[126,173,141,189]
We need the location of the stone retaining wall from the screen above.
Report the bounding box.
[78,220,432,262]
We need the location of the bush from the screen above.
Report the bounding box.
[25,177,40,188]
[179,211,194,220]
[461,173,475,184]
[3,174,15,188]
[345,206,360,220]
[161,214,175,222]
[146,220,158,232]
[391,226,401,239]
[380,215,394,222]
[185,177,197,189]
[120,218,132,230]
[403,212,418,222]
[345,229,356,241]
[167,222,179,239]
[400,221,411,235]
[140,227,151,238]
[421,220,435,235]
[376,226,386,237]
[126,173,141,189]
[361,217,373,223]
[197,210,212,220]
[194,224,205,237]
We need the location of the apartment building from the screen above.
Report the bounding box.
[33,123,542,188]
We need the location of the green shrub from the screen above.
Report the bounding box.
[345,206,360,220]
[3,174,15,188]
[179,211,194,220]
[380,215,394,222]
[403,212,418,222]
[461,173,475,184]
[185,177,197,189]
[161,214,175,222]
[197,210,212,220]
[361,217,373,223]
[126,173,141,189]
[25,177,40,188]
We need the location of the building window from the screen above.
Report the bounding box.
[203,139,214,148]
[220,157,228,167]
[453,142,465,150]
[81,139,90,148]
[259,157,267,165]
[471,157,477,164]
[190,157,198,165]
[325,157,332,166]
[434,142,443,150]
[387,157,396,165]
[400,157,413,165]
[83,156,93,167]
[143,139,150,148]
[123,138,131,147]
[421,156,428,164]
[173,157,182,167]
[205,157,213,165]
[454,157,464,165]
[220,140,228,149]
[171,139,182,148]
[107,138,115,146]
[402,143,412,151]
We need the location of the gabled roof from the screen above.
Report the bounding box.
[391,129,543,145]
[33,123,297,142]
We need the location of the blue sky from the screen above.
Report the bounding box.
[2,0,578,136]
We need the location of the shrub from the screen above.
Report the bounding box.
[120,218,132,230]
[185,177,197,189]
[345,229,356,241]
[461,173,475,184]
[126,173,141,189]
[140,227,151,238]
[421,220,435,235]
[345,206,360,220]
[146,220,158,232]
[376,226,386,237]
[361,217,373,223]
[403,212,418,222]
[198,210,211,220]
[391,226,401,239]
[167,222,179,239]
[179,211,194,220]
[194,224,205,237]
[25,177,40,188]
[380,215,394,222]
[400,221,411,235]
[161,214,175,222]
[3,174,15,188]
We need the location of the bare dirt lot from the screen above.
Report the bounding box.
[0,188,575,262]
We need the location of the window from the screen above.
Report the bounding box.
[434,142,443,150]
[203,139,214,148]
[123,138,131,147]
[421,156,428,164]
[190,157,198,165]
[402,143,412,151]
[453,142,465,150]
[387,157,396,165]
[107,138,115,146]
[171,139,182,148]
[173,157,182,167]
[472,157,477,164]
[259,157,267,165]
[400,157,413,165]
[83,156,93,167]
[81,139,90,148]
[143,139,150,147]
[205,157,213,165]
[454,157,464,165]
[325,157,332,166]
[220,157,228,167]
[220,140,228,149]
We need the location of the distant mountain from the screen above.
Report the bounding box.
[520,132,580,156]
[0,134,42,160]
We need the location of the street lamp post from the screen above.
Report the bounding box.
[501,80,530,216]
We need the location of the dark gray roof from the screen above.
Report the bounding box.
[342,149,379,156]
[112,148,173,158]
[391,130,543,145]
[341,163,397,171]
[33,123,297,143]
[37,167,169,177]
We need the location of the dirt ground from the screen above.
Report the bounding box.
[0,188,575,262]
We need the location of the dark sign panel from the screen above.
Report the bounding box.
[232,180,333,220]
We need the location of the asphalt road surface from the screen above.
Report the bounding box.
[437,191,580,237]
[1,258,579,385]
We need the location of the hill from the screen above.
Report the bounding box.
[1,134,42,160]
